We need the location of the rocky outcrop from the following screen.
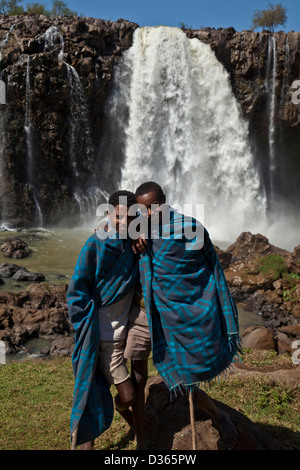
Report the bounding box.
[1,237,32,258]
[0,282,71,353]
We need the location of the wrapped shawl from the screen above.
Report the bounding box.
[67,232,138,445]
[139,207,239,394]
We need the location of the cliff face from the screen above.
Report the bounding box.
[0,17,299,227]
[0,15,138,226]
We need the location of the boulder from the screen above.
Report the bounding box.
[0,283,70,352]
[0,238,32,259]
[49,336,74,357]
[241,326,276,350]
[0,262,24,278]
[12,268,45,282]
[225,232,289,264]
[144,377,290,450]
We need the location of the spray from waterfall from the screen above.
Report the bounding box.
[110,26,266,243]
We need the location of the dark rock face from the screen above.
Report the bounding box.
[0,15,138,227]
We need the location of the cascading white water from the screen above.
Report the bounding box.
[116,26,266,243]
[38,25,65,61]
[65,62,94,178]
[266,35,277,199]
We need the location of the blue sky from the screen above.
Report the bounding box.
[39,0,300,32]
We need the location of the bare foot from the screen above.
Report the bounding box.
[215,412,238,450]
[80,440,94,450]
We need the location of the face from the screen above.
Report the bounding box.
[108,205,136,235]
[136,190,165,217]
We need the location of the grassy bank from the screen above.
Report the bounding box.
[0,353,299,450]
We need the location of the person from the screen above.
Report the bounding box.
[132,181,240,450]
[67,190,146,450]
[94,201,151,450]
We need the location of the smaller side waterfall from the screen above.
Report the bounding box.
[38,25,65,61]
[265,35,277,200]
[65,62,94,180]
[36,25,104,226]
[24,55,43,227]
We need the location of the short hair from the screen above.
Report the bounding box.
[135,181,165,203]
[108,190,137,208]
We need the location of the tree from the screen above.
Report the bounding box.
[251,2,287,32]
[51,0,78,17]
[0,0,24,15]
[26,2,50,15]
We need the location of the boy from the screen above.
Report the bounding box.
[68,190,142,449]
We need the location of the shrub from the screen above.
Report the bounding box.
[256,254,287,280]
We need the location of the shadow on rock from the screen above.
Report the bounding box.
[144,377,294,450]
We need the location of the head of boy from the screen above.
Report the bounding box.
[135,182,166,218]
[108,190,137,236]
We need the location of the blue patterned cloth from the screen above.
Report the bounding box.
[139,207,239,394]
[67,232,138,445]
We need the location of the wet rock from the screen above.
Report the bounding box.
[0,238,32,259]
[49,336,74,357]
[12,268,45,282]
[0,262,22,277]
[0,283,70,352]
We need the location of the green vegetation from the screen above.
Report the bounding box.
[251,2,287,32]
[0,352,299,450]
[0,0,79,16]
[256,254,288,280]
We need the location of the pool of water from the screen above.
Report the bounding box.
[0,225,92,291]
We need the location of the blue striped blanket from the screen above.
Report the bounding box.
[67,232,138,445]
[139,207,239,394]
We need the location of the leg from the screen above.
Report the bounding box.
[79,440,94,450]
[193,388,238,449]
[115,377,136,429]
[131,359,148,450]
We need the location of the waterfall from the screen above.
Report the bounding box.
[38,26,103,225]
[0,26,15,223]
[38,25,65,61]
[266,35,277,200]
[109,26,266,243]
[24,55,43,227]
[65,62,94,180]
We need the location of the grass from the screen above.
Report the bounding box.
[0,353,299,450]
